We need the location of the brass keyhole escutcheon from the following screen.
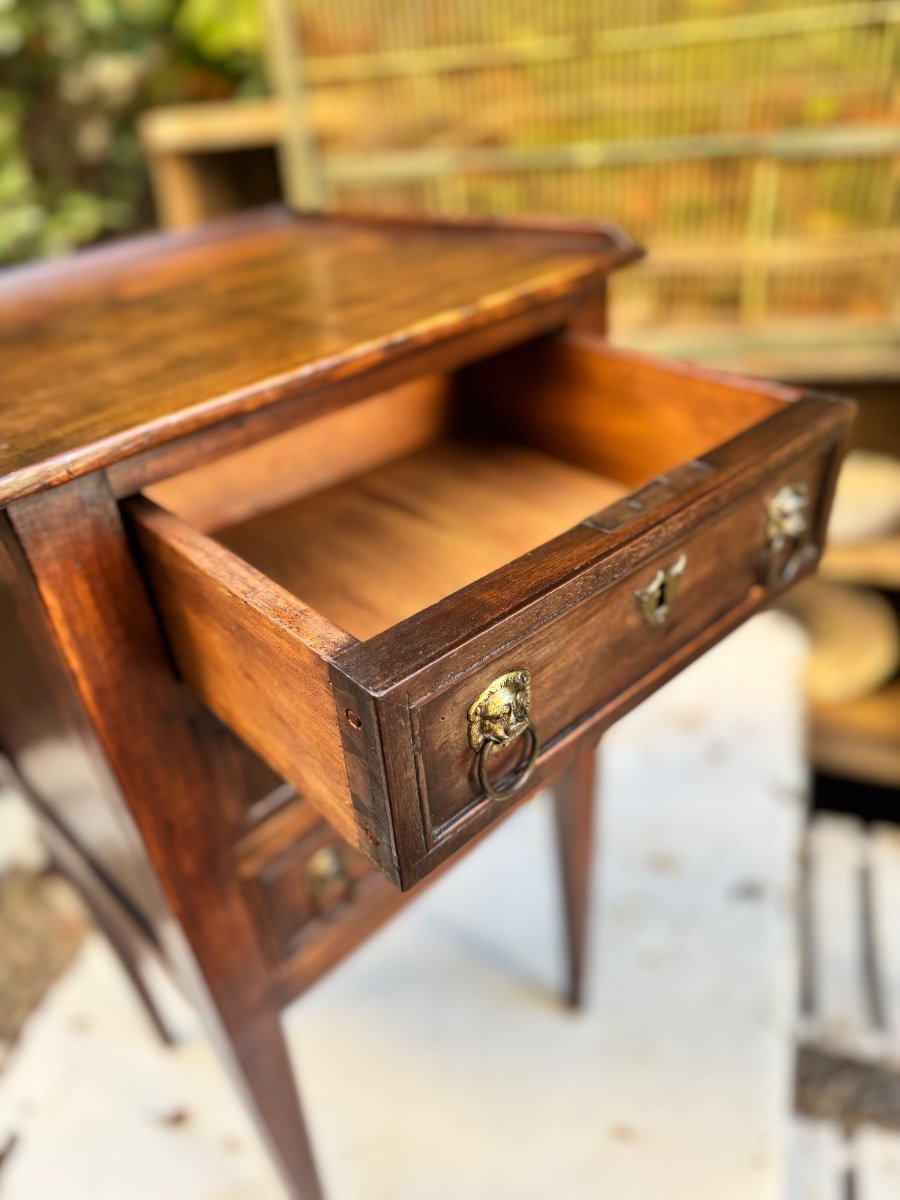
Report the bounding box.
[467,669,539,802]
[634,553,687,627]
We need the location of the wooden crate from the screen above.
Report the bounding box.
[800,813,900,1066]
[790,1119,900,1198]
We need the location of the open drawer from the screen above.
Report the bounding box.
[127,333,852,888]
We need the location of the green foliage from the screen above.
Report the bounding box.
[177,0,262,60]
[0,0,266,265]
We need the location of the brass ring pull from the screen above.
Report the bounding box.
[467,668,538,803]
[760,482,812,587]
[476,725,539,802]
[304,845,349,907]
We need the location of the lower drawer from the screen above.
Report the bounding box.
[127,333,853,888]
[242,816,379,963]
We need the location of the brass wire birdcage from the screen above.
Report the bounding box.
[268,0,900,356]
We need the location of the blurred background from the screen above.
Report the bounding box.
[0,0,264,264]
[3,1,898,359]
[1,3,899,1195]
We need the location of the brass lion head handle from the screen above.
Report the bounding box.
[467,669,538,802]
[760,481,812,586]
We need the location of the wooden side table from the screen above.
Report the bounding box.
[0,208,852,1197]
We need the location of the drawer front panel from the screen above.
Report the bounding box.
[247,823,376,961]
[412,447,832,843]
[130,337,852,890]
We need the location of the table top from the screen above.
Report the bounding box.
[0,208,640,506]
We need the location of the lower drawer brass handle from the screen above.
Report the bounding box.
[467,669,539,802]
[760,482,811,587]
[305,845,348,902]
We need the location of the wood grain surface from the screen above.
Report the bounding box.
[6,474,329,1197]
[125,497,394,872]
[130,332,853,887]
[464,334,797,485]
[146,374,453,533]
[4,206,856,1198]
[411,448,831,840]
[215,437,626,640]
[0,207,640,506]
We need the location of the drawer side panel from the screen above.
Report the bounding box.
[126,499,383,867]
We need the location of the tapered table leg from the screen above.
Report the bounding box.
[5,478,326,1200]
[551,741,600,1009]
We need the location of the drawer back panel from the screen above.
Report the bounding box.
[146,375,455,533]
[461,335,794,486]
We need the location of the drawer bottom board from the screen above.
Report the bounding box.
[214,437,626,641]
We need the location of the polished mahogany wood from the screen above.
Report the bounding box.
[128,333,854,888]
[146,375,453,534]
[0,208,640,507]
[215,439,626,640]
[463,333,794,485]
[553,743,599,1009]
[5,474,325,1199]
[0,209,852,1198]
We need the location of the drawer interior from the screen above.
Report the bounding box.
[208,438,624,640]
[133,330,831,884]
[146,333,787,643]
